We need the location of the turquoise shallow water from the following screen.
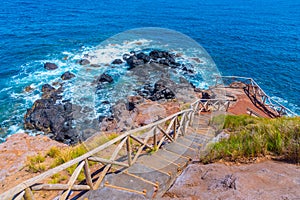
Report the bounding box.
[0,0,299,141]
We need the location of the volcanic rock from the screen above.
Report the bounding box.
[61,71,75,80]
[24,83,80,145]
[44,62,58,70]
[149,50,167,59]
[41,84,62,101]
[112,59,123,64]
[78,59,90,65]
[126,55,145,69]
[136,52,151,63]
[96,73,114,83]
[127,95,144,111]
[24,99,79,145]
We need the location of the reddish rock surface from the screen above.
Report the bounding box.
[163,160,300,200]
[135,100,181,126]
[0,133,66,184]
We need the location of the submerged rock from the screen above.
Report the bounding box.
[96,73,114,83]
[24,85,34,93]
[61,71,75,80]
[44,62,58,70]
[78,59,90,65]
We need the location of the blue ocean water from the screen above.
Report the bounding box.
[0,0,299,141]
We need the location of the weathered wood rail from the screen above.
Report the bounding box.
[0,98,230,200]
[215,76,297,117]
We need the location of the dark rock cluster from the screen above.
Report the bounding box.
[122,50,181,69]
[24,84,79,145]
[25,49,201,145]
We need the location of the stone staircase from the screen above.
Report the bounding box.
[80,114,214,199]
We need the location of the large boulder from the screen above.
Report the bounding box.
[61,71,75,80]
[24,99,78,145]
[44,62,58,70]
[24,83,80,145]
[127,95,144,111]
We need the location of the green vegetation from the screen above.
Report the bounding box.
[48,173,67,184]
[27,153,46,173]
[26,132,123,183]
[50,145,88,167]
[202,115,300,164]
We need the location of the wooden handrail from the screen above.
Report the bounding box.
[0,98,230,200]
[215,76,297,117]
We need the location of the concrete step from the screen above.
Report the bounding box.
[174,137,201,151]
[184,134,210,144]
[84,186,146,200]
[126,162,172,194]
[137,154,179,177]
[163,141,197,159]
[103,172,156,198]
[155,148,191,167]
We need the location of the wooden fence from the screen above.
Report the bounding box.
[0,98,230,200]
[215,76,296,117]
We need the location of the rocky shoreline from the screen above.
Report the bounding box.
[23,49,209,145]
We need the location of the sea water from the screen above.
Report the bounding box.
[0,0,299,141]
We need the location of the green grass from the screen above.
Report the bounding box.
[202,115,300,164]
[48,173,67,184]
[50,145,88,167]
[27,153,46,173]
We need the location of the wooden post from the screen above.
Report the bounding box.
[13,191,25,200]
[173,117,177,140]
[84,159,93,190]
[24,188,34,200]
[226,101,230,111]
[153,127,157,149]
[60,161,85,200]
[126,136,132,166]
[93,138,127,189]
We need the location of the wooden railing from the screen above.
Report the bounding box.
[215,76,297,117]
[0,98,230,200]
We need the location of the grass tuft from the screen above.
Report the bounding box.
[202,115,300,164]
[27,153,46,173]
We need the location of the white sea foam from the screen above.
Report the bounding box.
[89,39,152,64]
[271,96,299,115]
[0,87,12,93]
